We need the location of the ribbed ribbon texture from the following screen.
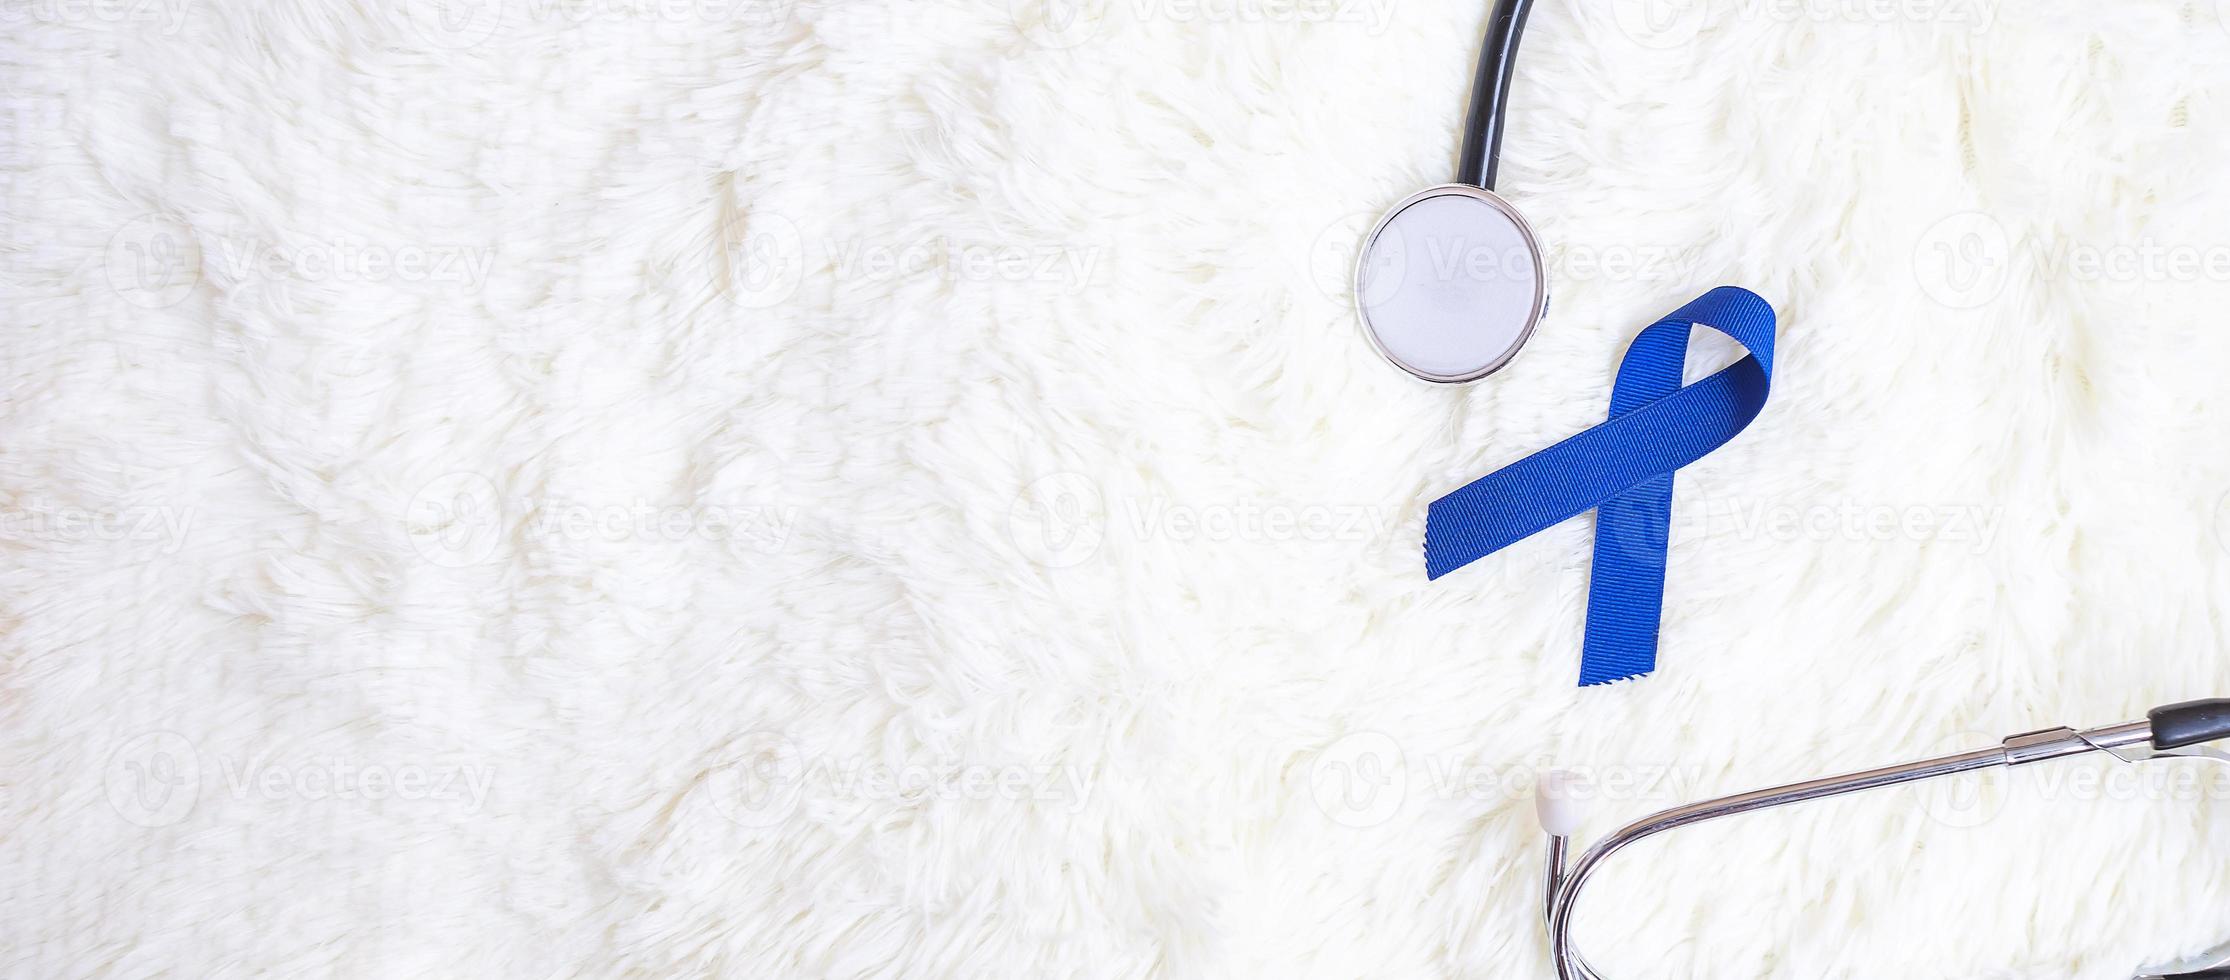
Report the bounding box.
[1423,286,1778,686]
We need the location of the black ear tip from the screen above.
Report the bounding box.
[2149,699,2230,751]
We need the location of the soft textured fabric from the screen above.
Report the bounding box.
[5,2,2230,977]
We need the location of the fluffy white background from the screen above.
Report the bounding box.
[5,0,2230,976]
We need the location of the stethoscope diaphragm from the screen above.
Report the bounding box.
[1355,184,1547,384]
[1357,0,1543,385]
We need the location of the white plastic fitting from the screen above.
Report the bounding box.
[1535,769,1589,838]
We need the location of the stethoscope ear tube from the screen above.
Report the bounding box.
[1455,0,1536,191]
[1542,706,2230,980]
[2140,949,2230,980]
[2150,699,2230,751]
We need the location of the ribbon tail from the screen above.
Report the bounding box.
[1581,474,1676,686]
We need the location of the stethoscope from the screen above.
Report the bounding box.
[1534,700,2230,980]
[1355,0,1543,384]
[1366,4,2230,976]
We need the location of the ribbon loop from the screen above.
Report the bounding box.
[1423,286,1778,686]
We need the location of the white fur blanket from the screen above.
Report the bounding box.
[5,1,2228,976]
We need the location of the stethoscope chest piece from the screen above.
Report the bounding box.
[1356,184,1547,384]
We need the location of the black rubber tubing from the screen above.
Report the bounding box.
[2150,699,2230,751]
[1455,0,1536,191]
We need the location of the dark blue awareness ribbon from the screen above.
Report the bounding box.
[1423,287,1778,686]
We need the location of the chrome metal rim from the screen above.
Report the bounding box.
[1353,182,1549,385]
